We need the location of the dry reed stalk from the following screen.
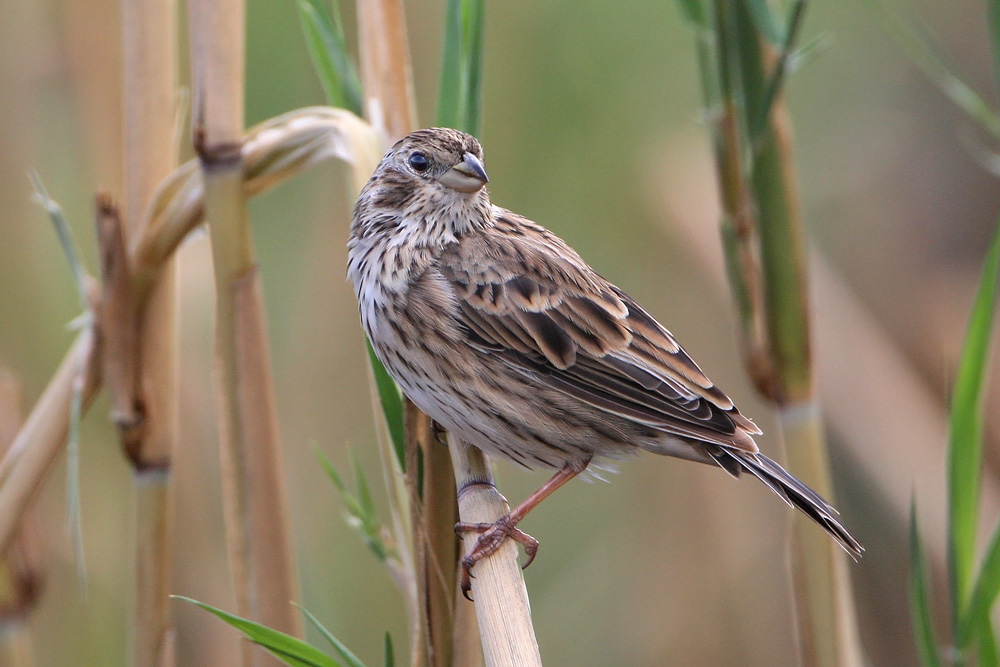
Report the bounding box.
[0,110,380,556]
[448,436,540,667]
[0,328,101,556]
[0,373,38,667]
[187,0,301,662]
[120,0,179,662]
[357,0,417,141]
[355,3,476,665]
[695,3,865,663]
[758,98,862,667]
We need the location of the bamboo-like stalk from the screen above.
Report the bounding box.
[0,329,101,556]
[0,110,380,559]
[121,0,179,662]
[740,32,864,667]
[0,373,38,667]
[355,3,471,665]
[187,1,301,663]
[448,436,540,667]
[405,405,462,667]
[357,0,417,141]
[698,2,864,664]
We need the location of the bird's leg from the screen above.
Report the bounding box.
[455,457,591,599]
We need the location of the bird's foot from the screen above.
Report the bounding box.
[454,514,539,601]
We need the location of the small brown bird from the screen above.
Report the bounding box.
[348,128,862,596]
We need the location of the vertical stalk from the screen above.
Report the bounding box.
[0,374,38,667]
[121,0,178,663]
[188,1,301,663]
[695,1,864,664]
[448,437,540,667]
[357,0,417,140]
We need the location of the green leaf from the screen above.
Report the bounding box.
[436,0,485,135]
[313,445,394,563]
[367,341,406,471]
[296,0,363,115]
[960,520,1000,649]
[676,0,708,27]
[174,596,343,667]
[948,219,1000,624]
[989,0,1000,100]
[981,626,1000,667]
[744,0,784,45]
[384,632,394,667]
[750,0,806,144]
[909,501,941,667]
[295,604,367,667]
[858,0,1000,138]
[352,450,378,524]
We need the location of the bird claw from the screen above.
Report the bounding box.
[455,515,540,601]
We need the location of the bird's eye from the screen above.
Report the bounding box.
[408,152,430,173]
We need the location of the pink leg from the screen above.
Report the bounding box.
[455,458,590,600]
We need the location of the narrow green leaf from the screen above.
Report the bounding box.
[384,632,394,667]
[174,597,343,667]
[31,171,90,594]
[352,450,378,523]
[366,340,405,470]
[295,604,367,667]
[296,0,363,115]
[988,0,1000,103]
[743,0,784,44]
[437,0,464,130]
[981,625,1000,667]
[436,0,485,135]
[960,520,1000,648]
[313,445,393,563]
[750,0,806,145]
[909,501,942,667]
[858,0,1000,138]
[948,219,1000,623]
[676,0,708,27]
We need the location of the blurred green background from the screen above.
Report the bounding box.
[1,0,998,664]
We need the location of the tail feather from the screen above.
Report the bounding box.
[718,448,864,558]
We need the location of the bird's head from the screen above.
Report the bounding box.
[385,127,489,195]
[352,128,494,244]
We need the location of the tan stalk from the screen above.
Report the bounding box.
[757,96,863,667]
[0,373,39,667]
[120,0,179,662]
[355,3,474,665]
[704,4,864,662]
[0,110,379,557]
[448,436,540,667]
[357,0,417,141]
[0,328,101,556]
[188,1,300,662]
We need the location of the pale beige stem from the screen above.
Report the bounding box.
[0,331,101,557]
[357,0,417,142]
[188,0,300,662]
[448,437,540,667]
[781,404,864,667]
[0,373,38,667]
[121,0,179,663]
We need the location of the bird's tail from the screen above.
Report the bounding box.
[710,448,864,558]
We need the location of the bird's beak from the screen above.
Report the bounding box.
[438,152,489,193]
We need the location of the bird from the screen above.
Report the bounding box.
[347,127,863,597]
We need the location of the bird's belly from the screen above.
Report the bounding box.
[370,328,640,471]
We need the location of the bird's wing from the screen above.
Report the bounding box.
[436,210,760,452]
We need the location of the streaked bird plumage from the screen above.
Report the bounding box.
[348,128,862,590]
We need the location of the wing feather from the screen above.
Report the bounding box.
[436,209,760,453]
